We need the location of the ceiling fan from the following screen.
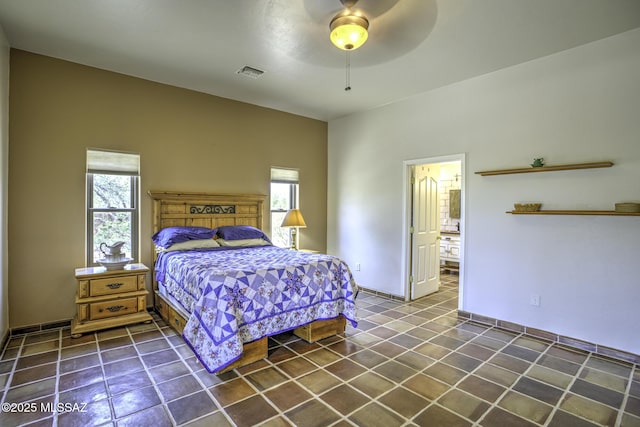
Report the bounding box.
[263,0,437,67]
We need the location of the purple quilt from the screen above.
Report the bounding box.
[155,246,358,372]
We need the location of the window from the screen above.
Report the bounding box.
[86,149,140,265]
[270,167,299,248]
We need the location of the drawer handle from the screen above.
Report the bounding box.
[102,305,126,313]
[106,283,124,289]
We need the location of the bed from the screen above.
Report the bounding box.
[148,191,358,373]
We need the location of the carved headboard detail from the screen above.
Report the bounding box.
[148,191,265,234]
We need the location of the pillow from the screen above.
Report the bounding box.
[152,226,216,248]
[216,238,271,247]
[216,225,270,242]
[159,238,220,252]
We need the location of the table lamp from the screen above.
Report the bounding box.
[281,209,307,250]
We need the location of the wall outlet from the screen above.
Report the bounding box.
[355,263,361,271]
[530,294,540,307]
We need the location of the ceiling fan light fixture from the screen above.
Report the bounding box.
[329,13,369,51]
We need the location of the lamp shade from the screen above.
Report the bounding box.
[281,209,307,228]
[329,13,369,51]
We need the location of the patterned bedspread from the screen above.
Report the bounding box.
[155,246,358,372]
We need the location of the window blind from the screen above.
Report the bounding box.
[87,149,140,175]
[271,167,299,184]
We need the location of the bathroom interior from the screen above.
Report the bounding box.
[438,162,462,274]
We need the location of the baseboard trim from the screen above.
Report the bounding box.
[359,287,405,302]
[458,310,639,366]
[10,319,72,336]
[8,307,158,338]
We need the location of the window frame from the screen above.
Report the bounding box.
[270,167,300,248]
[86,172,140,267]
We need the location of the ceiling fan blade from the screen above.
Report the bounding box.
[366,0,438,51]
[345,0,399,18]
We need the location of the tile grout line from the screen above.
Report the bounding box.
[543,348,600,426]
[614,362,634,427]
[51,328,62,427]
[407,305,485,425]
[259,302,444,425]
[366,289,469,424]
[513,334,570,427]
[127,324,178,426]
[461,326,529,426]
[0,336,24,425]
[472,326,575,425]
[346,291,481,425]
[147,322,232,426]
[242,350,311,427]
[174,352,238,424]
[356,294,460,424]
[0,335,22,409]
[246,307,400,424]
[95,330,118,425]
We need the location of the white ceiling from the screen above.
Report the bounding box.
[1,0,639,121]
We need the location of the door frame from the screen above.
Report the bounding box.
[401,153,466,307]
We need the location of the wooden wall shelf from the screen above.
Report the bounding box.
[507,210,640,216]
[476,161,613,176]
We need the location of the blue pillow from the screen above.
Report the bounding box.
[152,226,216,248]
[216,225,270,242]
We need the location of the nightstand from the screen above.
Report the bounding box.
[70,263,152,337]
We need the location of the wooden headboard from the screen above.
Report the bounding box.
[148,191,266,292]
[148,191,266,234]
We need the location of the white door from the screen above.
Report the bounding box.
[411,164,440,299]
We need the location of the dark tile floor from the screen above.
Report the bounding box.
[1,273,639,426]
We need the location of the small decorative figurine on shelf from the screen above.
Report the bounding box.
[531,158,544,167]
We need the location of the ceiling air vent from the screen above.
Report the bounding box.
[236,66,265,79]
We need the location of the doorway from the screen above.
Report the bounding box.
[403,154,465,307]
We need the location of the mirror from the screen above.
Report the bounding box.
[449,189,461,219]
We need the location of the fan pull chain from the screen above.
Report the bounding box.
[345,51,351,91]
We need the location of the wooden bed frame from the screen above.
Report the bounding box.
[148,191,346,373]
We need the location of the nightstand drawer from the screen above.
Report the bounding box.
[89,276,139,297]
[89,297,139,320]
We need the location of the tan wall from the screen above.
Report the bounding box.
[1,28,9,339]
[8,50,328,329]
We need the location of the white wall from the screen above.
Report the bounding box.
[328,28,640,354]
[0,26,9,340]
